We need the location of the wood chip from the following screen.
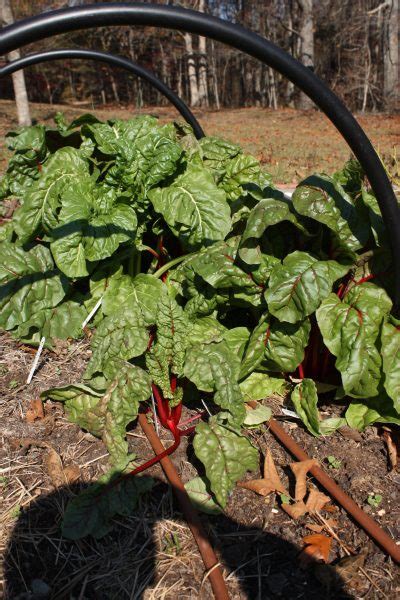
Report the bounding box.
[306,519,338,533]
[44,448,66,487]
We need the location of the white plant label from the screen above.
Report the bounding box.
[26,336,46,384]
[82,297,103,329]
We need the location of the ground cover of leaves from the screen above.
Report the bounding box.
[0,99,399,185]
[1,331,399,599]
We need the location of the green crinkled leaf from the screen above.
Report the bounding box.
[243,404,272,427]
[86,304,149,379]
[146,292,188,404]
[106,123,182,195]
[264,318,311,372]
[13,147,89,244]
[292,174,370,251]
[381,318,400,413]
[0,242,68,331]
[62,472,153,540]
[220,154,261,201]
[291,379,321,436]
[15,298,87,345]
[102,272,164,325]
[345,393,400,431]
[199,136,241,168]
[44,363,151,463]
[240,371,287,401]
[316,284,392,397]
[148,164,231,249]
[187,241,263,306]
[239,314,269,380]
[239,196,306,265]
[50,180,137,278]
[223,327,250,360]
[184,476,223,515]
[188,316,227,346]
[265,251,349,323]
[184,341,244,425]
[193,417,258,507]
[84,116,158,156]
[291,379,345,436]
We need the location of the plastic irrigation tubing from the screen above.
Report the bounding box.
[137,414,230,600]
[0,4,400,312]
[0,48,204,139]
[267,418,400,564]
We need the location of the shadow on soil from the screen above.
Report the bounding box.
[3,478,354,600]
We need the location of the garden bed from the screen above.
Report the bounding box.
[1,330,398,599]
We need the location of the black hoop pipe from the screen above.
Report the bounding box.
[0,48,204,139]
[0,3,399,309]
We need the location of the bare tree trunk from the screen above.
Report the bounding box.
[184,32,200,107]
[198,0,209,107]
[297,0,314,110]
[0,0,31,126]
[210,40,220,110]
[384,0,399,110]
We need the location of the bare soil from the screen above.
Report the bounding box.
[1,331,399,599]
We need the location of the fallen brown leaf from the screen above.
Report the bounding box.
[383,430,397,471]
[299,533,332,568]
[305,488,330,513]
[25,398,45,423]
[238,448,286,496]
[63,464,81,484]
[282,501,307,520]
[43,449,80,487]
[306,519,338,533]
[44,448,66,487]
[338,425,362,442]
[333,548,368,589]
[290,459,317,502]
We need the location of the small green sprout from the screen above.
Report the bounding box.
[367,493,383,508]
[326,455,342,469]
[279,493,291,505]
[0,476,9,486]
[8,379,19,390]
[11,505,22,518]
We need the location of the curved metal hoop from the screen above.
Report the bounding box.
[0,48,204,139]
[0,2,399,308]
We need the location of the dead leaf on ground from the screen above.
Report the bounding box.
[282,501,307,520]
[25,398,45,423]
[306,519,338,533]
[290,459,317,502]
[383,429,398,471]
[238,448,287,496]
[338,425,362,443]
[305,488,330,513]
[333,548,368,590]
[44,448,81,487]
[299,533,332,569]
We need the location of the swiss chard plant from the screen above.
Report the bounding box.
[1,113,399,538]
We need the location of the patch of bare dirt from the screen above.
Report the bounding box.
[1,331,399,599]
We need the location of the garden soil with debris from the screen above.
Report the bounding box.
[1,331,399,599]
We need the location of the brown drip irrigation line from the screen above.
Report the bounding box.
[267,417,400,564]
[137,413,230,600]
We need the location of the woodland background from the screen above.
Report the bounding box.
[0,0,399,117]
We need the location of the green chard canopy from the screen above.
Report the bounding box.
[1,114,399,536]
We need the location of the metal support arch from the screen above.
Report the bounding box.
[0,48,204,139]
[0,2,399,309]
